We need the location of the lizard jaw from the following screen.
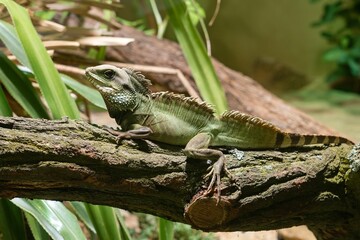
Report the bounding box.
[85,68,114,93]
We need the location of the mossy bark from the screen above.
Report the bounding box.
[0,117,359,239]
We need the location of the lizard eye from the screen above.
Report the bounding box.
[103,69,116,80]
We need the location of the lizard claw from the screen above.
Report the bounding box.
[103,127,130,144]
[203,155,232,204]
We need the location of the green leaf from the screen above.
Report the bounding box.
[158,217,174,240]
[25,212,51,240]
[323,47,348,62]
[0,52,49,118]
[69,202,96,234]
[347,58,360,76]
[11,198,86,240]
[320,31,334,41]
[115,209,132,240]
[149,0,168,39]
[0,85,12,117]
[84,203,122,240]
[61,74,106,109]
[163,0,228,114]
[0,199,27,240]
[0,20,31,68]
[184,0,206,26]
[312,1,342,26]
[0,0,79,119]
[325,68,349,83]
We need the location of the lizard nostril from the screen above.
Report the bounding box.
[85,67,92,71]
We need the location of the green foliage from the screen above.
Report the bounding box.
[115,209,132,240]
[173,222,216,240]
[0,199,27,240]
[311,0,360,90]
[84,203,122,240]
[0,85,12,117]
[11,199,86,240]
[0,51,49,118]
[0,0,79,119]
[163,0,228,113]
[158,218,174,240]
[128,213,216,240]
[24,213,51,240]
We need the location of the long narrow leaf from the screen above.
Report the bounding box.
[0,52,49,118]
[25,212,51,240]
[0,199,27,240]
[115,209,132,240]
[84,203,122,240]
[0,20,31,68]
[0,0,79,119]
[0,85,12,117]
[69,201,96,234]
[163,0,228,113]
[0,15,103,112]
[158,217,174,240]
[11,198,86,240]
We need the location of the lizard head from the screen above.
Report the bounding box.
[85,65,151,115]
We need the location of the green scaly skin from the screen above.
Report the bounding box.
[85,64,354,201]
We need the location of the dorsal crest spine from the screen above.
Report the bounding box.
[151,91,215,119]
[220,110,282,132]
[124,68,152,95]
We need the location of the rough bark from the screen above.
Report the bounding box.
[0,117,359,240]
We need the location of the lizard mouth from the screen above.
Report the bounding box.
[85,69,114,92]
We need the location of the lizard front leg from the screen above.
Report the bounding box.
[106,124,152,142]
[183,132,231,202]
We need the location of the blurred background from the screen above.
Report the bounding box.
[1,1,359,240]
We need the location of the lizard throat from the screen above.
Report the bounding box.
[103,91,138,114]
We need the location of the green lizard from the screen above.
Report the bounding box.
[85,64,353,199]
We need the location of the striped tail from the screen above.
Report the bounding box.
[276,133,354,148]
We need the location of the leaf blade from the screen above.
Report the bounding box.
[11,198,86,240]
[0,0,80,119]
[25,212,51,240]
[163,0,228,114]
[0,52,50,118]
[0,199,27,240]
[0,85,12,117]
[84,203,122,240]
[158,217,174,240]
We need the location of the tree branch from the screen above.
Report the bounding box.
[0,117,359,239]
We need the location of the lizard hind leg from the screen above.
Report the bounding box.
[183,132,231,202]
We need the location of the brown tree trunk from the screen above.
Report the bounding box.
[0,117,359,240]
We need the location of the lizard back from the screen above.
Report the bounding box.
[139,92,217,145]
[211,110,353,148]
